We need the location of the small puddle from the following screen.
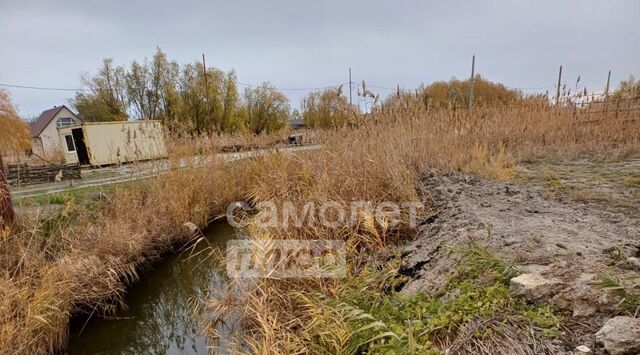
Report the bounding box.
[68,221,235,354]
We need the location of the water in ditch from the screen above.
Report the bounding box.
[68,221,235,354]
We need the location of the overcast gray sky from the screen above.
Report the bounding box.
[1,0,638,117]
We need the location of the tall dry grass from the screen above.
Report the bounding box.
[0,157,255,353]
[0,99,637,354]
[205,102,639,353]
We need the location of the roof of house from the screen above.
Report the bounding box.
[31,105,80,137]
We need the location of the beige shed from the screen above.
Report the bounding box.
[57,120,168,166]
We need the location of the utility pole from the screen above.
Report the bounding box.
[0,151,15,229]
[202,54,212,130]
[556,65,563,106]
[348,68,352,105]
[605,70,611,98]
[468,55,475,110]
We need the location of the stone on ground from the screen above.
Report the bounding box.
[509,273,564,302]
[627,257,640,271]
[595,316,640,355]
[575,345,591,353]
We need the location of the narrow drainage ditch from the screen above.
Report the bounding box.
[68,221,235,354]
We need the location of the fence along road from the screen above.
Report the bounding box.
[12,144,320,200]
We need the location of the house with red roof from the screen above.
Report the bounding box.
[30,105,82,155]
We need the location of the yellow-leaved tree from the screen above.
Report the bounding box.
[0,89,28,227]
[0,90,31,154]
[302,88,353,129]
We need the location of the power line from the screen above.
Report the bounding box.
[2,79,539,96]
[236,81,348,91]
[0,83,87,92]
[367,84,421,92]
[507,85,555,91]
[369,82,558,92]
[366,85,396,90]
[367,85,399,91]
[368,81,558,93]
[0,81,607,97]
[1,81,347,93]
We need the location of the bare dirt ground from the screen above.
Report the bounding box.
[401,157,640,352]
[515,157,640,217]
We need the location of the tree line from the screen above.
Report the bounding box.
[65,49,640,132]
[71,48,290,135]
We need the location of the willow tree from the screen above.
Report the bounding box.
[125,48,181,121]
[302,88,352,129]
[175,63,243,134]
[0,90,30,228]
[419,76,522,109]
[242,82,290,134]
[72,58,128,121]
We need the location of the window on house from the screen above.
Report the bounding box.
[64,135,76,153]
[56,117,75,127]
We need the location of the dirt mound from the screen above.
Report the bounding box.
[402,171,639,320]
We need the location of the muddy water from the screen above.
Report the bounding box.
[68,221,235,354]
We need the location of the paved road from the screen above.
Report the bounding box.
[12,145,320,200]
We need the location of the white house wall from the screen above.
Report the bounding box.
[34,107,81,154]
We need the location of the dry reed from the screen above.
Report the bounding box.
[204,101,639,353]
[0,99,637,354]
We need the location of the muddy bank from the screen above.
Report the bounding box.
[402,171,640,349]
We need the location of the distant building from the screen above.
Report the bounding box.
[289,119,306,130]
[30,105,82,155]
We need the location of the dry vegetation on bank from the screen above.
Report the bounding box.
[0,99,638,353]
[203,101,639,353]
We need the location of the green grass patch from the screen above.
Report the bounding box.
[21,191,80,206]
[454,241,521,284]
[545,179,572,192]
[17,181,135,207]
[597,276,640,316]
[296,245,562,354]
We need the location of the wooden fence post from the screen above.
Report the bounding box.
[0,151,15,229]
